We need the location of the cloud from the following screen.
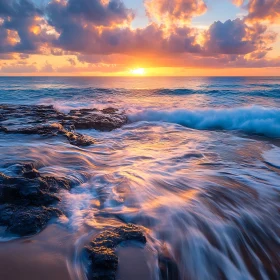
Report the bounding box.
[0,0,53,54]
[0,53,16,60]
[0,63,38,73]
[204,19,255,55]
[0,0,279,72]
[47,0,134,29]
[144,0,207,25]
[67,57,76,66]
[41,61,54,72]
[233,0,280,22]
[47,3,202,56]
[46,0,275,60]
[203,19,277,56]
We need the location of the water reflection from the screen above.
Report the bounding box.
[1,120,280,279]
[1,76,280,279]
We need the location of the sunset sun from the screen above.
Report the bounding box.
[130,68,146,75]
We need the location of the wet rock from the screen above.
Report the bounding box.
[85,224,146,280]
[7,206,63,236]
[1,123,95,147]
[0,203,63,236]
[0,204,14,225]
[101,108,119,114]
[21,163,41,179]
[0,104,127,146]
[65,130,95,146]
[0,164,70,236]
[67,108,127,131]
[0,171,63,207]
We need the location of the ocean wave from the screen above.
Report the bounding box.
[129,106,280,138]
[154,88,280,96]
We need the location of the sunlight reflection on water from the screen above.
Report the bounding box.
[1,76,280,279]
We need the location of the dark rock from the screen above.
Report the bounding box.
[1,123,95,147]
[65,130,95,146]
[0,104,127,146]
[0,173,60,206]
[0,204,15,225]
[7,206,63,236]
[67,108,127,131]
[0,163,71,237]
[21,163,41,179]
[101,108,119,114]
[85,224,146,280]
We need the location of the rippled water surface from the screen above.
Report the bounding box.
[1,76,280,280]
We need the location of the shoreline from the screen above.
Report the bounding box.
[0,224,154,280]
[0,224,72,280]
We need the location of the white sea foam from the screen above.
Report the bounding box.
[129,106,280,138]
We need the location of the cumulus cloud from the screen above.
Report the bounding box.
[203,19,277,56]
[233,0,280,22]
[45,0,276,61]
[46,0,202,56]
[144,0,207,25]
[47,0,134,29]
[0,0,54,54]
[204,19,255,55]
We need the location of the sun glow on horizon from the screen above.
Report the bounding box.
[130,68,146,75]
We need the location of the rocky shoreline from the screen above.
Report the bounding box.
[0,104,127,147]
[0,162,149,280]
[0,104,151,280]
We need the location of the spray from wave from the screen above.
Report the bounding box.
[129,106,280,138]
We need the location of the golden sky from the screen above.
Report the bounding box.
[0,0,280,76]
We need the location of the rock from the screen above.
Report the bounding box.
[101,108,119,114]
[21,163,41,179]
[0,173,60,207]
[1,123,95,147]
[65,130,95,146]
[0,104,127,146]
[0,163,71,236]
[85,224,146,280]
[7,206,63,236]
[0,204,14,224]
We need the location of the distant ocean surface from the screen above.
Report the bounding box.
[1,76,280,280]
[1,76,280,137]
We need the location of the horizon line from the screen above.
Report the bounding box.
[0,75,280,78]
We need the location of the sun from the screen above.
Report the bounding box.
[130,68,146,75]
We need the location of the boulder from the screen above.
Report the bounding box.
[85,224,146,280]
[0,164,71,237]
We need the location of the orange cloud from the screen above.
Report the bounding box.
[144,0,207,25]
[233,0,280,23]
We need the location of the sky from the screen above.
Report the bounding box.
[0,0,280,76]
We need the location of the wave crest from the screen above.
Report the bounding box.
[129,106,280,138]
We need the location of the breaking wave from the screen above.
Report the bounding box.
[129,106,280,138]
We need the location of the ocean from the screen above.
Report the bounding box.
[0,76,280,280]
